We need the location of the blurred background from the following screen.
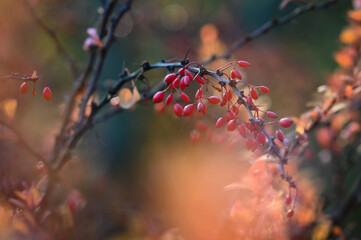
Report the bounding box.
[0,0,358,239]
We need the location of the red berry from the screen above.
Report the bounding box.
[247,96,253,105]
[250,88,258,100]
[182,76,191,86]
[164,73,177,83]
[266,111,278,119]
[230,69,242,79]
[215,117,225,128]
[197,102,205,113]
[183,104,195,116]
[226,111,236,122]
[42,87,52,100]
[195,88,203,99]
[232,105,239,115]
[208,96,221,104]
[172,77,180,88]
[20,82,29,94]
[153,91,165,103]
[259,86,270,94]
[180,92,190,103]
[180,78,187,90]
[195,75,205,84]
[201,103,207,114]
[286,209,294,218]
[185,70,194,81]
[227,119,238,131]
[178,68,185,75]
[165,94,173,105]
[237,60,250,68]
[173,103,183,116]
[276,130,284,143]
[257,132,266,145]
[279,118,293,128]
[285,195,292,205]
[238,124,247,137]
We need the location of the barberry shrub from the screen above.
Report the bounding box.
[0,0,359,240]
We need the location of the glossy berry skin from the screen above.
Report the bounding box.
[165,94,173,105]
[259,86,270,94]
[285,195,292,205]
[197,102,205,113]
[250,88,258,100]
[230,69,242,79]
[226,111,236,122]
[266,111,278,119]
[195,75,205,84]
[179,78,187,90]
[226,119,238,131]
[183,104,195,116]
[153,91,165,103]
[180,92,190,103]
[286,209,294,218]
[173,104,183,117]
[238,125,247,137]
[185,70,194,81]
[20,82,29,94]
[42,87,52,100]
[172,77,180,88]
[164,73,177,83]
[276,130,284,143]
[279,118,293,128]
[215,117,225,128]
[195,88,203,99]
[208,96,221,104]
[178,68,185,75]
[237,60,250,68]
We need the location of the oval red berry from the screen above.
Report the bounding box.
[215,117,225,128]
[173,103,183,117]
[279,118,293,128]
[20,82,29,94]
[164,73,177,84]
[153,91,165,103]
[43,87,52,100]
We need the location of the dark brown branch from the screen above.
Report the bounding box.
[78,0,132,123]
[21,0,78,76]
[202,0,340,65]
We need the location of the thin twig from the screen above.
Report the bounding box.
[21,0,78,76]
[78,0,132,123]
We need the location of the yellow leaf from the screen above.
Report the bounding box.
[1,99,17,121]
[118,86,140,109]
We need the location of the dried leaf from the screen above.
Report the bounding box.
[1,99,17,121]
[118,86,140,109]
[30,70,37,79]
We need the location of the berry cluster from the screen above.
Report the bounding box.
[152,59,298,217]
[18,71,52,100]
